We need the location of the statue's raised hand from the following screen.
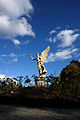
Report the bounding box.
[28,54,32,58]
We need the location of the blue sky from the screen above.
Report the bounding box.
[0,0,80,80]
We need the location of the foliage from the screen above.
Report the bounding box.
[0,60,80,97]
[0,78,17,94]
[59,60,80,96]
[48,60,80,96]
[0,75,31,94]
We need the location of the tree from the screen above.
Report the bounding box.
[60,60,80,83]
[60,60,80,96]
[24,76,31,86]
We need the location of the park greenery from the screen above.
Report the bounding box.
[0,60,80,98]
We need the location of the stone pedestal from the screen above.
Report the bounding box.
[35,79,47,87]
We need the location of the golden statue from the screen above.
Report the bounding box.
[29,46,50,79]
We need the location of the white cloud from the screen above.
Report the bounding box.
[57,29,79,48]
[1,53,17,57]
[55,26,61,29]
[11,58,18,62]
[0,74,6,79]
[0,53,18,63]
[53,37,56,43]
[49,27,61,35]
[10,53,17,57]
[46,48,78,63]
[48,29,79,47]
[21,53,26,56]
[0,0,33,18]
[49,30,56,35]
[0,16,35,38]
[0,74,19,84]
[48,27,80,63]
[12,39,30,45]
[46,53,55,62]
[0,52,27,63]
[49,37,53,42]
[12,39,21,45]
[55,48,78,59]
[76,53,80,57]
[0,0,35,42]
[48,37,56,43]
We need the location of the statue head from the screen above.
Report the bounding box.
[36,53,39,57]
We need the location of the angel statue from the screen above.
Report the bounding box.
[29,46,50,79]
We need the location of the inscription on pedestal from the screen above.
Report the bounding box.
[35,79,47,87]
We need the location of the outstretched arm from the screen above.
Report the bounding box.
[32,57,37,60]
[29,54,37,60]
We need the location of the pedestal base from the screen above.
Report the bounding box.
[35,79,47,87]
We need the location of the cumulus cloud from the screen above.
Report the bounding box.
[57,30,79,48]
[0,0,33,18]
[48,29,79,48]
[0,0,35,43]
[0,16,35,38]
[46,48,78,63]
[48,27,80,63]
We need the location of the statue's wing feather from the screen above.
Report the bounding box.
[41,46,50,63]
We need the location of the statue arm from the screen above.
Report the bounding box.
[32,58,37,60]
[29,54,37,60]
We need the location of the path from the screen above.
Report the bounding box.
[0,105,80,120]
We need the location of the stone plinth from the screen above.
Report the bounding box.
[35,79,47,87]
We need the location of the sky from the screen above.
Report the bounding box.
[0,0,80,80]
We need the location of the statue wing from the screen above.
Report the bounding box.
[41,46,50,64]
